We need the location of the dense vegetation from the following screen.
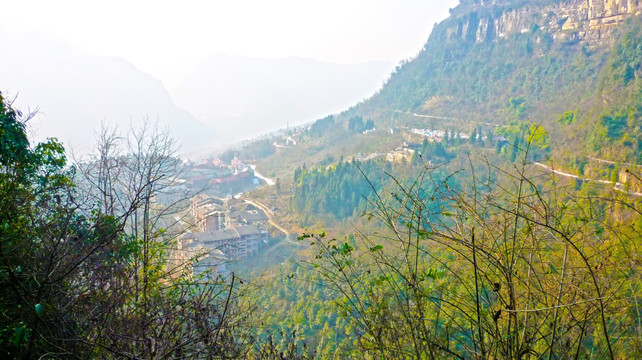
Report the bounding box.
[496,121,550,162]
[349,1,642,169]
[347,116,375,134]
[586,20,642,162]
[0,95,253,358]
[309,115,336,137]
[301,161,642,359]
[358,12,598,119]
[3,1,642,359]
[248,261,354,358]
[237,3,642,358]
[251,150,642,359]
[292,160,390,225]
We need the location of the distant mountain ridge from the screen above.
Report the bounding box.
[0,30,396,153]
[0,31,214,154]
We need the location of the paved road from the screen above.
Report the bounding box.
[589,157,642,169]
[244,199,292,239]
[249,165,275,186]
[533,162,642,197]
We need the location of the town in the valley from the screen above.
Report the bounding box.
[172,122,507,280]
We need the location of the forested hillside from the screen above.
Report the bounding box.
[238,1,642,358]
[3,0,642,359]
[350,0,642,169]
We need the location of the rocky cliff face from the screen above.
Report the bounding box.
[446,0,642,44]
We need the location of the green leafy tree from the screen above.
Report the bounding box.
[310,115,335,136]
[304,150,640,359]
[557,110,575,126]
[0,95,252,358]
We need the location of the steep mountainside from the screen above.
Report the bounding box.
[453,0,641,44]
[351,0,641,168]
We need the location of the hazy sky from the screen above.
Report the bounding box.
[1,0,459,84]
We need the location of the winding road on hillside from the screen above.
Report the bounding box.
[243,199,295,243]
[533,162,642,197]
[588,157,642,169]
[250,165,275,186]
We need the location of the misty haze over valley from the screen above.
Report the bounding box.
[0,31,393,154]
[3,1,642,358]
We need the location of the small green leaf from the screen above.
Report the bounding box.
[297,233,312,241]
[340,242,354,255]
[548,263,557,274]
[369,245,383,252]
[12,326,27,346]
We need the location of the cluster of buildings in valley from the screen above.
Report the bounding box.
[179,194,270,279]
[411,128,472,141]
[387,142,422,163]
[353,143,423,164]
[182,157,261,196]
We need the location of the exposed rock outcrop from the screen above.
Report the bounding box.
[445,0,642,45]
